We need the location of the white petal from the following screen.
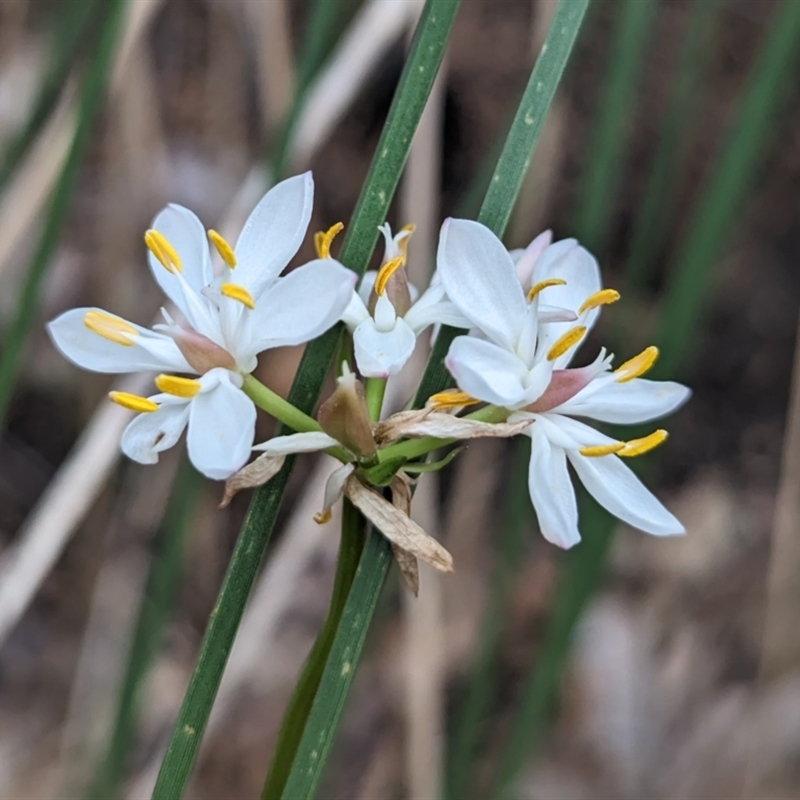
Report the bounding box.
[243,258,356,355]
[322,463,355,514]
[187,370,256,479]
[341,291,370,329]
[445,335,531,408]
[48,308,193,373]
[556,378,691,424]
[531,240,602,367]
[540,413,620,448]
[234,172,314,297]
[437,218,527,351]
[252,431,339,454]
[358,271,377,305]
[404,282,471,332]
[353,317,416,377]
[373,293,397,332]
[148,203,213,300]
[567,452,684,536]
[527,421,581,548]
[121,400,190,465]
[514,229,553,289]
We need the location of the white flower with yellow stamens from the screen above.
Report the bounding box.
[47,173,356,479]
[437,217,690,548]
[339,222,469,377]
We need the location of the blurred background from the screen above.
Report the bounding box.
[0,0,798,797]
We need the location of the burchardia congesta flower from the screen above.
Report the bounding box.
[48,173,356,479]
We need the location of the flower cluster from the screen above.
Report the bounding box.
[48,172,690,583]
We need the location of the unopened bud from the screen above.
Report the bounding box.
[167,327,237,373]
[317,366,376,459]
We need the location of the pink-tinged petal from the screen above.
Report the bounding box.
[121,399,190,465]
[48,308,193,374]
[437,218,527,352]
[555,378,691,425]
[527,420,581,548]
[187,370,256,479]
[234,172,314,297]
[567,451,685,536]
[514,229,553,289]
[526,348,612,412]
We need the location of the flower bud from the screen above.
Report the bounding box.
[169,327,238,373]
[317,367,376,459]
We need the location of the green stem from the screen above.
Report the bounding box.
[261,500,366,800]
[364,377,386,421]
[242,374,322,433]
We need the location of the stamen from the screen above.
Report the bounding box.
[374,255,405,296]
[578,288,620,315]
[579,442,625,457]
[619,429,668,457]
[144,230,182,273]
[314,222,344,259]
[427,389,480,409]
[614,345,659,383]
[84,311,137,346]
[220,282,255,309]
[314,509,332,525]
[109,391,158,413]
[397,223,416,259]
[155,374,202,398]
[527,277,566,302]
[207,229,236,268]
[546,325,587,361]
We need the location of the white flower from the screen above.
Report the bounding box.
[341,223,468,377]
[437,217,690,548]
[47,173,357,479]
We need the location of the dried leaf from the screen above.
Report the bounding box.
[390,474,419,595]
[344,476,453,573]
[374,409,531,445]
[220,453,286,508]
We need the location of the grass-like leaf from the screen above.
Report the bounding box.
[88,462,202,800]
[0,0,127,431]
[572,0,658,253]
[491,2,800,795]
[150,2,461,796]
[276,3,591,798]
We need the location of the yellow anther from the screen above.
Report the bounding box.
[546,325,587,361]
[527,278,567,302]
[84,310,137,346]
[314,508,333,525]
[155,374,202,398]
[397,223,416,258]
[314,222,344,259]
[427,389,480,409]
[374,255,405,296]
[220,282,255,309]
[619,429,668,457]
[207,229,236,268]
[614,345,659,383]
[579,442,626,457]
[578,288,620,315]
[108,391,159,413]
[144,229,182,273]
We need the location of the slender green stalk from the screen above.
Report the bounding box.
[446,439,533,800]
[242,374,322,433]
[0,0,126,431]
[88,462,202,800]
[274,3,592,797]
[278,529,393,800]
[572,0,658,253]
[491,3,800,795]
[0,0,101,195]
[364,377,387,422]
[262,500,365,800]
[414,0,591,407]
[151,2,460,796]
[623,0,720,293]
